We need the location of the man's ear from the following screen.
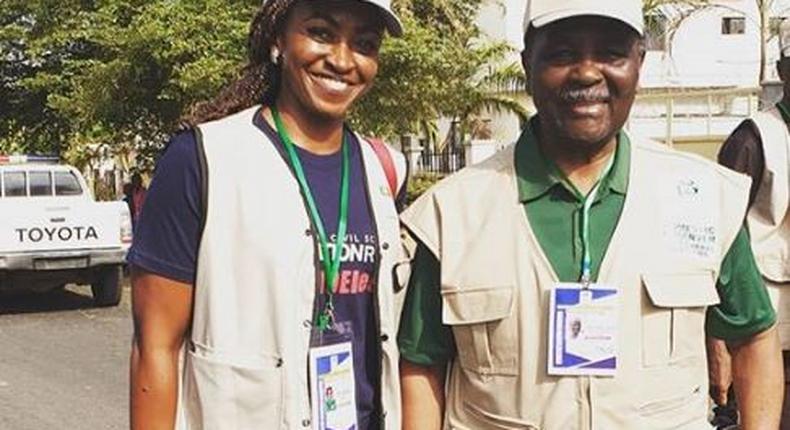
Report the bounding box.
[633,37,646,65]
[777,58,789,83]
[521,49,532,96]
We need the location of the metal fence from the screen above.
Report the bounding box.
[406,144,466,175]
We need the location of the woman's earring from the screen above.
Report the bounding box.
[270,47,280,65]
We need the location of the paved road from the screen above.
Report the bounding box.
[0,283,131,430]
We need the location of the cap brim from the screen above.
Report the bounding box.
[531,9,643,36]
[381,13,403,37]
[362,1,403,37]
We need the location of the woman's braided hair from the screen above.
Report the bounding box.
[181,0,297,127]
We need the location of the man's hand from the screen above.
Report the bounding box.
[707,336,733,406]
[729,324,784,430]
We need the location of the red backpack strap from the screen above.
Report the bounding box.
[366,138,398,197]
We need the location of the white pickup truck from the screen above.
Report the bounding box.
[0,157,132,306]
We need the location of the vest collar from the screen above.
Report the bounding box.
[515,116,631,203]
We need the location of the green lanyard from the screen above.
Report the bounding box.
[551,153,616,285]
[271,106,350,331]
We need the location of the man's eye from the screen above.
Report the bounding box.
[307,27,334,42]
[603,49,628,59]
[546,49,575,62]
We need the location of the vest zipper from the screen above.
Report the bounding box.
[358,149,387,428]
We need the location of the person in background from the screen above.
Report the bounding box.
[398,1,783,428]
[129,173,146,225]
[709,16,790,429]
[128,0,409,429]
[121,182,134,224]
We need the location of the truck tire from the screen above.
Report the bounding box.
[91,266,122,307]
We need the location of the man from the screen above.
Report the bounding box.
[397,1,783,429]
[710,17,790,427]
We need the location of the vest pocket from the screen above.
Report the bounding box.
[183,342,284,429]
[442,286,517,376]
[641,272,719,367]
[638,384,707,428]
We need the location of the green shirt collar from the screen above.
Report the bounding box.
[776,100,790,124]
[515,116,631,203]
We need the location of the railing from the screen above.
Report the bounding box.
[417,145,465,174]
[404,144,466,175]
[628,86,763,146]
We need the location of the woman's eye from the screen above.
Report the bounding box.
[355,37,381,54]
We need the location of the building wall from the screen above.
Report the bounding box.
[643,0,787,88]
[478,0,526,51]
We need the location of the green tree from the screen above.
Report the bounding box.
[1,0,526,167]
[1,0,255,168]
[0,0,92,154]
[353,0,527,146]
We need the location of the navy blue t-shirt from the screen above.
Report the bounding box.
[128,109,403,429]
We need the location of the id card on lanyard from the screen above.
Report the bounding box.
[273,107,359,429]
[546,152,619,377]
[309,322,358,430]
[548,284,618,376]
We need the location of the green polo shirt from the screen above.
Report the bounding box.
[398,120,776,366]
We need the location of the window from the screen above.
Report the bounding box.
[29,171,53,196]
[3,172,26,197]
[54,172,83,196]
[645,14,669,51]
[722,17,746,35]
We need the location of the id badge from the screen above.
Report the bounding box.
[309,321,358,430]
[548,284,619,376]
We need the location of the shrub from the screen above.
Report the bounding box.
[406,172,444,205]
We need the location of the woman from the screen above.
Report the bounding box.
[128,1,408,429]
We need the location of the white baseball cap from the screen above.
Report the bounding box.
[361,0,403,37]
[523,0,644,37]
[266,0,403,37]
[780,18,790,57]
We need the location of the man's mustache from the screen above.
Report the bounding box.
[559,87,610,103]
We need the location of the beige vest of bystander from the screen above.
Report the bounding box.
[749,106,790,282]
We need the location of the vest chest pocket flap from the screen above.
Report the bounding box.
[442,286,518,376]
[641,272,720,368]
[183,341,285,429]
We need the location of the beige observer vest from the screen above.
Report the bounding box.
[177,107,410,429]
[402,134,749,430]
[748,106,790,282]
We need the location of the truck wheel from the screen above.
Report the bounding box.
[91,266,122,307]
